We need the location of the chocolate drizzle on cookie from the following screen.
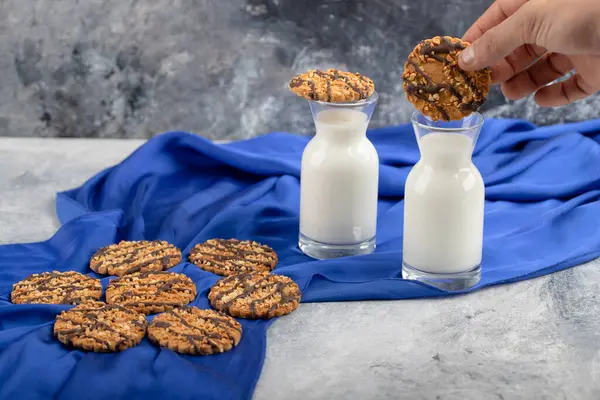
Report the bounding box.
[54,303,147,352]
[314,69,366,100]
[288,68,374,103]
[148,307,242,355]
[189,239,277,276]
[314,71,333,101]
[209,272,301,319]
[11,271,102,305]
[289,76,319,100]
[422,41,481,98]
[90,240,181,276]
[289,77,303,88]
[196,239,274,258]
[164,309,231,352]
[420,37,465,56]
[106,271,196,313]
[404,36,490,120]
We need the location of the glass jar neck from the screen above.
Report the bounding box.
[418,133,474,167]
[315,125,368,142]
[313,109,369,143]
[421,152,473,168]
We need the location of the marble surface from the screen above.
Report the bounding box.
[2,137,600,399]
[0,0,598,140]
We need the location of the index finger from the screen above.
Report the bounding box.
[462,0,529,43]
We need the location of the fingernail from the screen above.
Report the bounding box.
[460,47,475,65]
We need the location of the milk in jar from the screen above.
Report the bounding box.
[298,93,379,259]
[403,128,485,276]
[300,109,379,244]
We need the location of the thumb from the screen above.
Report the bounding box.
[459,7,535,71]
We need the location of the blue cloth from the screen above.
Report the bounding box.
[1,118,600,400]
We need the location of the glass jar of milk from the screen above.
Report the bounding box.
[402,111,485,290]
[298,93,379,259]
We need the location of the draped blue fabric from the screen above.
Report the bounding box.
[1,118,600,400]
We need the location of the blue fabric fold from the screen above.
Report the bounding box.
[2,118,600,400]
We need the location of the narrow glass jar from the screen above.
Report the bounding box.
[298,93,379,259]
[402,111,485,290]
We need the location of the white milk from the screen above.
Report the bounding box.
[300,109,379,245]
[403,132,484,274]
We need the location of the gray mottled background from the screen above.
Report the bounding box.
[0,0,598,140]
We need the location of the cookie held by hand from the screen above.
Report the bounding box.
[403,36,492,121]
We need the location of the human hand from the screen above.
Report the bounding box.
[458,0,600,107]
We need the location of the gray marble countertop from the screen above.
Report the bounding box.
[2,138,599,400]
[2,0,599,141]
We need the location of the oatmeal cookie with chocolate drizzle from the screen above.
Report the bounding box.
[403,36,492,121]
[90,240,182,277]
[105,271,197,315]
[53,301,147,352]
[288,68,375,103]
[208,272,301,319]
[189,239,278,276]
[11,271,102,305]
[148,306,242,355]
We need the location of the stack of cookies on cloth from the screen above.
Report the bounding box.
[10,238,301,356]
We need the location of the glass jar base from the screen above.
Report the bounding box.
[402,262,481,291]
[299,233,375,260]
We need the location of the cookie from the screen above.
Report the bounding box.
[11,271,102,305]
[53,301,147,352]
[288,68,375,103]
[402,36,492,121]
[90,240,182,277]
[189,239,278,277]
[105,271,197,315]
[147,306,242,355]
[208,272,301,319]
